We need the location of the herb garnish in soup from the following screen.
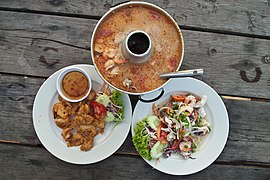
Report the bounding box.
[93,5,183,93]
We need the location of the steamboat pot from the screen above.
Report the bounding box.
[91,1,184,100]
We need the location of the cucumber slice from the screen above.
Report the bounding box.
[147,116,160,130]
[104,111,115,122]
[96,94,110,106]
[150,141,167,159]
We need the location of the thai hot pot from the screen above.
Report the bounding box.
[91,1,184,100]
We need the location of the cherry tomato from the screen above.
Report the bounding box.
[156,124,168,144]
[89,101,107,119]
[171,94,187,102]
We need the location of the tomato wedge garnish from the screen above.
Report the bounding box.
[171,94,187,102]
[89,101,107,119]
[156,124,168,144]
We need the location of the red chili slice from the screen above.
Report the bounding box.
[157,124,168,144]
[171,139,180,150]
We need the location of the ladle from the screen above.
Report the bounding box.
[159,69,204,78]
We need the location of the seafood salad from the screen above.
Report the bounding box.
[132,94,210,160]
[53,84,124,151]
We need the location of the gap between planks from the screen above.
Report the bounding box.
[0,140,43,148]
[0,141,269,169]
[0,7,270,41]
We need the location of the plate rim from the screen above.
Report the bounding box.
[131,77,229,175]
[32,64,132,164]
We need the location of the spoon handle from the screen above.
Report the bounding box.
[159,69,204,78]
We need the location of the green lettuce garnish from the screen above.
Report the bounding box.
[111,90,124,125]
[132,118,151,160]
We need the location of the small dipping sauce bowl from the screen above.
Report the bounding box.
[56,67,92,102]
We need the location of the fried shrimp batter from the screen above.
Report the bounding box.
[81,138,94,151]
[92,118,105,134]
[78,103,90,115]
[53,89,107,151]
[77,124,97,139]
[53,102,70,118]
[72,115,94,127]
[67,133,84,147]
[61,127,73,141]
[86,89,97,101]
[55,118,71,129]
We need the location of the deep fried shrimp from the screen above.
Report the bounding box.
[73,115,94,127]
[77,124,97,140]
[70,102,80,114]
[67,133,84,147]
[78,104,90,115]
[53,102,62,113]
[92,118,105,134]
[53,86,113,151]
[55,118,71,129]
[58,95,72,107]
[61,127,73,141]
[86,89,96,101]
[53,102,70,118]
[80,138,94,151]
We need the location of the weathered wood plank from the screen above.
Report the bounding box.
[0,75,42,145]
[0,11,93,77]
[0,144,269,179]
[182,31,270,99]
[1,11,270,98]
[0,35,91,77]
[0,10,95,48]
[1,74,270,164]
[0,0,270,37]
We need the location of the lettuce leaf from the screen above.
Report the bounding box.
[111,90,124,123]
[132,118,151,160]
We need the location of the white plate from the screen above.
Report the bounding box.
[33,64,132,164]
[132,78,229,175]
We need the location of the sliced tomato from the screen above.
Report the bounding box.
[172,94,187,102]
[156,124,168,144]
[170,139,180,150]
[89,101,107,119]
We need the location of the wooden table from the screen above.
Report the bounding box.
[0,0,269,179]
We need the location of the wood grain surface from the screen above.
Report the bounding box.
[0,143,269,179]
[0,74,270,164]
[0,0,270,37]
[1,11,270,98]
[0,0,270,178]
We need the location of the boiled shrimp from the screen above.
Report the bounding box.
[184,95,196,107]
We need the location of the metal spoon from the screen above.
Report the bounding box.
[159,69,204,78]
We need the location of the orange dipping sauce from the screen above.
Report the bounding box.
[61,71,89,100]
